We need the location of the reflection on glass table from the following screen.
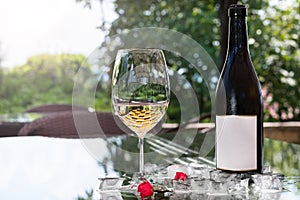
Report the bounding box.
[93,132,300,200]
[1,131,299,200]
[0,136,102,200]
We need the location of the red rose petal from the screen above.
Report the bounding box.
[174,172,188,181]
[138,180,153,200]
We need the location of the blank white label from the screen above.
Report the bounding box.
[216,115,257,171]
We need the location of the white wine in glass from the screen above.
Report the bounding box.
[112,48,170,177]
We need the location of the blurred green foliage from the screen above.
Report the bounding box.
[264,138,300,176]
[74,0,300,122]
[106,0,300,122]
[0,0,299,123]
[0,54,86,113]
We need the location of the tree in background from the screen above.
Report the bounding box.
[250,0,300,121]
[1,0,298,122]
[78,0,300,122]
[0,54,87,113]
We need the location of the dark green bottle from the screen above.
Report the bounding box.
[215,4,264,173]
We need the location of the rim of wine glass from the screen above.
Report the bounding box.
[116,48,164,53]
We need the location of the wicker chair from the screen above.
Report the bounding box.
[26,104,89,114]
[0,122,26,137]
[18,111,131,138]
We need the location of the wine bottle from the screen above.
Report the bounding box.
[215,4,264,173]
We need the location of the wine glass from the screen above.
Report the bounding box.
[111,48,170,178]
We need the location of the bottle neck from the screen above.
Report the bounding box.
[228,16,249,51]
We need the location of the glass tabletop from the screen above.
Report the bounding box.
[0,133,299,200]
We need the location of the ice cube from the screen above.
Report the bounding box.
[98,177,124,191]
[144,163,158,174]
[170,192,190,199]
[167,164,188,178]
[173,178,191,193]
[99,191,123,200]
[190,192,209,199]
[190,165,211,179]
[250,174,282,194]
[227,178,249,194]
[191,178,210,192]
[208,180,228,195]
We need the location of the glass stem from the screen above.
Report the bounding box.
[139,137,144,176]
